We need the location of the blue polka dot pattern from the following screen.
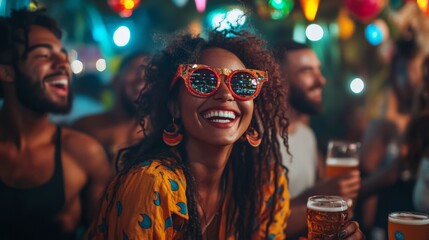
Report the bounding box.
[176,202,187,215]
[138,214,152,229]
[164,216,173,230]
[154,191,161,206]
[169,179,179,191]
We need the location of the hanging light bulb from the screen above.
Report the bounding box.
[300,0,319,21]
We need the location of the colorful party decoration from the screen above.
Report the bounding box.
[300,0,320,21]
[417,0,429,16]
[194,0,206,13]
[344,0,386,22]
[365,23,383,45]
[108,0,141,17]
[255,0,294,20]
[338,8,355,39]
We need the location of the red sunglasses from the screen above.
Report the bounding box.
[170,64,268,101]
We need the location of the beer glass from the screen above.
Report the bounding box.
[307,195,348,240]
[325,140,360,178]
[388,212,429,240]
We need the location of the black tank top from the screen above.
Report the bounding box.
[0,126,71,240]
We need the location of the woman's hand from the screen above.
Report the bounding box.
[338,221,365,239]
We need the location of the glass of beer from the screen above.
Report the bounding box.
[307,195,348,240]
[325,140,360,178]
[388,212,429,240]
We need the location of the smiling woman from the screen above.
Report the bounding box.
[85,29,290,240]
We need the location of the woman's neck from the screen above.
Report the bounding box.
[184,139,231,232]
[185,140,231,191]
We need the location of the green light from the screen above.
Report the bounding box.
[268,0,294,20]
[269,0,285,10]
[271,9,285,20]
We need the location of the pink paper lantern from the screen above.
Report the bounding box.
[344,0,385,22]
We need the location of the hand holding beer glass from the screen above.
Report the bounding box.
[325,141,360,212]
[325,141,360,178]
[307,195,348,239]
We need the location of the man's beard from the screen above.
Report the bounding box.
[15,70,73,114]
[119,91,137,117]
[289,84,323,115]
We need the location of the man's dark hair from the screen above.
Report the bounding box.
[117,51,151,75]
[272,40,310,64]
[0,7,62,97]
[0,8,61,65]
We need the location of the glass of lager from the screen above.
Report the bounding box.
[325,140,360,178]
[307,195,348,240]
[388,212,429,240]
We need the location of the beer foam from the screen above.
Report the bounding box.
[307,202,348,212]
[326,158,359,167]
[389,212,429,225]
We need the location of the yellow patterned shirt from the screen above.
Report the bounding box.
[86,159,290,239]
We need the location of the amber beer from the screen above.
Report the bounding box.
[307,195,348,240]
[325,141,360,178]
[388,212,429,240]
[325,157,359,178]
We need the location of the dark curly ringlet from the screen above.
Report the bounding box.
[0,7,62,98]
[111,29,289,239]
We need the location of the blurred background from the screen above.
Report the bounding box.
[1,0,428,150]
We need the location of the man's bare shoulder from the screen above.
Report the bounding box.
[61,128,110,169]
[72,112,115,132]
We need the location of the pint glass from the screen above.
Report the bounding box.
[307,195,348,240]
[325,141,360,178]
[388,212,429,240]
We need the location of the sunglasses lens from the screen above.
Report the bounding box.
[190,69,218,94]
[230,72,259,98]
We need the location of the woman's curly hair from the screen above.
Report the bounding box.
[111,29,289,239]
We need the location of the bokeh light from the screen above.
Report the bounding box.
[365,23,383,45]
[293,22,306,43]
[96,59,106,72]
[268,0,294,19]
[417,0,429,16]
[71,60,84,74]
[113,26,131,47]
[306,24,324,41]
[210,8,246,31]
[350,78,365,94]
[171,0,189,7]
[68,49,78,61]
[338,8,355,40]
[195,0,207,13]
[300,0,320,21]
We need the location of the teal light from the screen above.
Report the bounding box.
[365,24,383,46]
[208,8,246,31]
